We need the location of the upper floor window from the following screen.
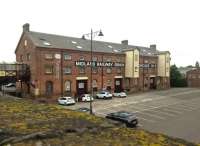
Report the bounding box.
[117,67,122,74]
[45,65,54,74]
[24,40,27,46]
[45,53,53,59]
[106,58,112,62]
[106,67,112,74]
[63,67,72,74]
[27,53,31,61]
[80,56,85,61]
[64,53,71,60]
[92,67,98,74]
[135,54,139,62]
[92,56,98,61]
[79,67,85,74]
[166,57,170,63]
[20,55,23,62]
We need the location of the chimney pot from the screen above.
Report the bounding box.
[23,23,30,32]
[121,40,128,45]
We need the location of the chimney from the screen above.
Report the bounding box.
[150,44,156,50]
[23,23,30,32]
[121,40,128,45]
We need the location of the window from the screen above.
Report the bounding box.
[63,67,71,74]
[106,58,112,62]
[135,54,139,62]
[134,66,138,72]
[106,80,112,91]
[92,56,98,61]
[45,53,53,59]
[27,53,31,61]
[92,79,98,91]
[24,40,27,46]
[92,67,98,74]
[79,67,85,74]
[117,68,122,74]
[106,67,112,74]
[63,53,71,60]
[166,57,169,63]
[65,80,71,92]
[20,55,23,62]
[45,65,54,74]
[80,56,85,61]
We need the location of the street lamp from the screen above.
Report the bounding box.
[82,29,104,114]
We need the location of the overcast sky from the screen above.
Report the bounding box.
[0,0,199,67]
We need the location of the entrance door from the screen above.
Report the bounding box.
[115,78,122,92]
[76,80,88,96]
[46,81,53,96]
[150,77,156,89]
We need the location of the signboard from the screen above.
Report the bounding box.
[0,71,5,77]
[139,64,157,68]
[75,61,125,67]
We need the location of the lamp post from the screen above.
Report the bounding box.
[82,29,103,114]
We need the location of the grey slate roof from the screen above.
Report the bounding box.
[26,31,159,56]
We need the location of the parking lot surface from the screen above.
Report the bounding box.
[63,88,200,143]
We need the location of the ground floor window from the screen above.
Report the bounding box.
[92,79,98,91]
[65,80,71,92]
[46,81,53,96]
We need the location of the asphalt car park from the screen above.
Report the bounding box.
[63,88,200,143]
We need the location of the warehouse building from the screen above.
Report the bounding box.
[15,24,170,97]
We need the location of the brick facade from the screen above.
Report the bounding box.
[186,69,200,87]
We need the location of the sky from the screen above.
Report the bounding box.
[0,0,199,67]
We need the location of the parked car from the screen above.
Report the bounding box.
[58,97,75,105]
[113,92,127,98]
[96,91,112,99]
[2,83,16,93]
[79,94,94,102]
[105,111,138,127]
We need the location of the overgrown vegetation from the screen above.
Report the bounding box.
[0,97,198,146]
[170,65,187,87]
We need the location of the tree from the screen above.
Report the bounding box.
[170,64,187,87]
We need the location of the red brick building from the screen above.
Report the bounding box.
[186,68,200,87]
[15,24,170,97]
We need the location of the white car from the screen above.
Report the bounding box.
[113,92,127,98]
[96,91,112,99]
[80,94,94,102]
[58,97,75,105]
[2,83,16,93]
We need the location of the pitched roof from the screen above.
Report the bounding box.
[26,31,160,56]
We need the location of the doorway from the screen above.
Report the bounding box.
[76,80,88,96]
[150,77,156,89]
[115,78,122,92]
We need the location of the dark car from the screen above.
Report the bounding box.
[105,111,138,127]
